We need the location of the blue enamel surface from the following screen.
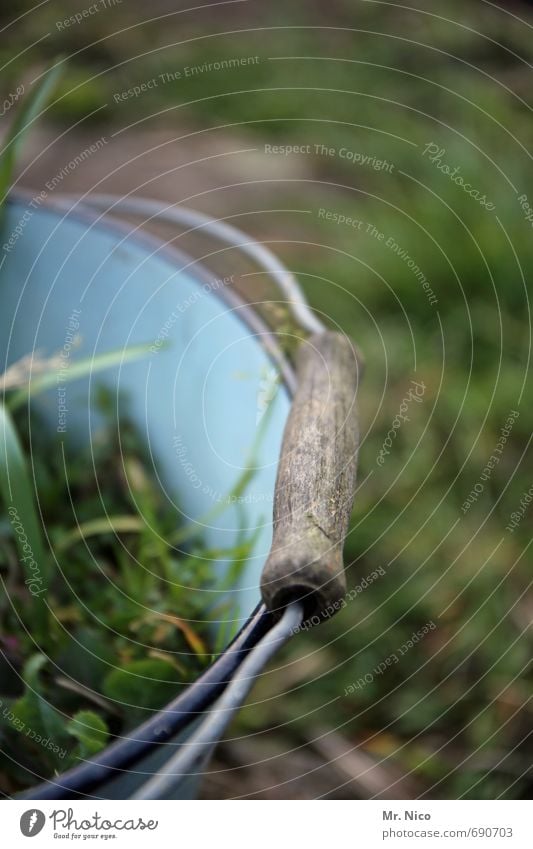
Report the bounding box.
[0,198,290,629]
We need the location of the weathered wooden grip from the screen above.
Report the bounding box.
[260,331,361,619]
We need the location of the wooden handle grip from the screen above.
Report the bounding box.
[260,331,361,619]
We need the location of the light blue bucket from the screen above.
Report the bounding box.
[0,193,307,798]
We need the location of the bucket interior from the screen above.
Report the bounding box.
[0,197,291,630]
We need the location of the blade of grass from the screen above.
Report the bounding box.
[167,390,279,548]
[55,515,145,552]
[212,524,263,654]
[7,342,155,411]
[150,611,209,658]
[0,61,63,209]
[0,403,48,633]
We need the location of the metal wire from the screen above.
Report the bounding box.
[56,193,325,337]
[132,601,304,800]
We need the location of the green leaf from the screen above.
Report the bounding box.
[0,403,48,632]
[0,61,63,208]
[103,658,182,714]
[66,710,109,759]
[7,342,154,412]
[8,654,71,771]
